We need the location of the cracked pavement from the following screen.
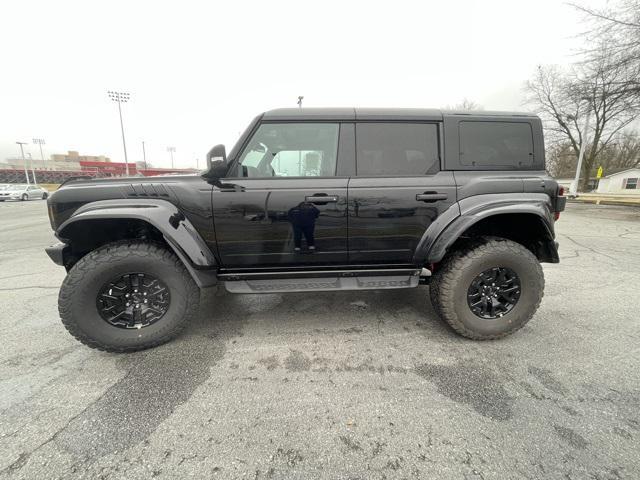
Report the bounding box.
[0,200,639,479]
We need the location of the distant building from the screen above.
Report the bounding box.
[51,150,111,163]
[2,149,197,183]
[596,168,640,194]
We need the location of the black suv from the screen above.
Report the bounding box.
[46,108,565,352]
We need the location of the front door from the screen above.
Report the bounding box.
[348,122,457,264]
[213,122,349,268]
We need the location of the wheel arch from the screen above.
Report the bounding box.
[421,194,559,265]
[56,199,218,287]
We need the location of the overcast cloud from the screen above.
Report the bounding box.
[0,0,606,169]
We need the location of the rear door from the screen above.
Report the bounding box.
[212,122,350,268]
[348,122,457,264]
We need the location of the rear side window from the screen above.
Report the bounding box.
[459,121,534,168]
[356,123,439,176]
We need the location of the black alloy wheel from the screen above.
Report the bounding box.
[97,273,171,329]
[467,267,521,319]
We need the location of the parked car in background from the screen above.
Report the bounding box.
[0,184,49,201]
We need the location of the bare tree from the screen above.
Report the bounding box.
[525,55,640,190]
[598,131,640,171]
[546,133,640,179]
[445,98,483,111]
[572,0,640,95]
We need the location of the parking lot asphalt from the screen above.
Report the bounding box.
[0,199,639,479]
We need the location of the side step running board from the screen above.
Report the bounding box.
[223,269,421,294]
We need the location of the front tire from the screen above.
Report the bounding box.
[429,237,544,340]
[58,241,200,352]
[21,194,28,201]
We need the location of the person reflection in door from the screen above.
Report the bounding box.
[288,201,320,253]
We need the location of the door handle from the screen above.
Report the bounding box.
[305,194,339,204]
[416,192,448,202]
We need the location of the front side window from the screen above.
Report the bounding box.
[459,121,534,168]
[356,123,439,176]
[236,123,339,177]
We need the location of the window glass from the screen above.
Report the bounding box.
[459,121,534,167]
[356,123,439,176]
[237,123,339,177]
[624,178,638,189]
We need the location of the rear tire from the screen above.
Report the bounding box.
[58,241,200,352]
[42,192,48,199]
[429,237,544,340]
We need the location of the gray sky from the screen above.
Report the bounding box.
[0,0,605,169]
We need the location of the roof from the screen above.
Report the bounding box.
[602,167,640,179]
[262,107,537,122]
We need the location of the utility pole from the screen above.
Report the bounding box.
[570,108,592,197]
[167,146,176,169]
[108,91,131,176]
[33,138,46,170]
[142,141,147,170]
[16,142,30,184]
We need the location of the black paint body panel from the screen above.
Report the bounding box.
[46,107,563,284]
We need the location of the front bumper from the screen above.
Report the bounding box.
[45,242,68,266]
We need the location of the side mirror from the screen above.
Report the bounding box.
[204,144,228,178]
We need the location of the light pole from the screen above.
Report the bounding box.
[142,141,147,170]
[297,96,304,174]
[27,153,37,184]
[33,138,46,170]
[569,104,592,197]
[16,142,30,184]
[167,146,176,169]
[108,91,131,176]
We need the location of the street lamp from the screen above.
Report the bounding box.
[27,153,37,184]
[33,138,46,170]
[16,142,30,184]
[568,99,592,197]
[167,146,176,169]
[142,141,147,170]
[108,91,131,176]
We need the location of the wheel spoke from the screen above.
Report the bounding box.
[97,273,170,330]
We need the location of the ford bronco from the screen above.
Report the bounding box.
[46,108,566,352]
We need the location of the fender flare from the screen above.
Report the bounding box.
[414,193,558,265]
[57,199,218,287]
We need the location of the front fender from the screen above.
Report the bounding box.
[57,199,217,269]
[415,193,557,264]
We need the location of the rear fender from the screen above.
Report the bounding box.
[414,193,558,264]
